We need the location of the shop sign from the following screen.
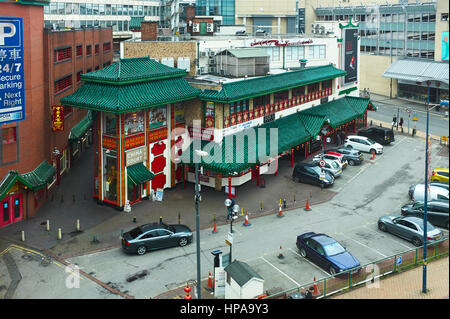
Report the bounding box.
[188,126,214,141]
[52,105,64,131]
[264,113,275,123]
[126,147,147,166]
[0,17,25,125]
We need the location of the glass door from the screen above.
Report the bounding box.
[1,198,11,228]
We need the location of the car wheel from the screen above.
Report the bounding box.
[178,237,188,247]
[378,222,387,232]
[412,237,422,247]
[348,159,355,166]
[370,148,376,155]
[329,266,337,275]
[136,245,147,255]
[299,248,307,258]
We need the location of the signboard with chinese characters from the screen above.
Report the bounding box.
[0,17,25,125]
[125,146,147,166]
[52,105,64,131]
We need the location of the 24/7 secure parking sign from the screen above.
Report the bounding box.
[0,17,25,125]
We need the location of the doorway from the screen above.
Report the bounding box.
[0,194,23,228]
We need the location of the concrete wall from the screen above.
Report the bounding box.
[123,41,197,76]
[359,54,398,98]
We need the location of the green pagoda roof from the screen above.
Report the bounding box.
[80,57,186,85]
[198,64,346,103]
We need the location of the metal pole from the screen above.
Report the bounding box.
[422,84,430,294]
[195,162,201,299]
[230,218,233,262]
[397,107,400,130]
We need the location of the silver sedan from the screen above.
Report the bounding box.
[377,215,443,247]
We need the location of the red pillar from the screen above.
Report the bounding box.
[354,120,357,133]
[291,148,294,167]
[256,166,260,186]
[275,158,278,176]
[305,141,309,159]
[345,125,348,136]
[182,165,186,189]
[228,176,232,199]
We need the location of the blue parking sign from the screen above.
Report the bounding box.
[0,17,25,125]
[396,256,402,265]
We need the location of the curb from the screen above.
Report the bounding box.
[367,117,442,141]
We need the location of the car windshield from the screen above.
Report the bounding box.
[128,227,143,239]
[323,242,346,256]
[412,202,424,209]
[367,138,376,144]
[309,166,322,175]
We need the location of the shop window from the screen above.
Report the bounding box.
[76,45,83,57]
[54,74,72,94]
[54,46,72,63]
[103,150,117,203]
[124,111,145,136]
[2,127,17,144]
[86,45,92,56]
[103,113,117,136]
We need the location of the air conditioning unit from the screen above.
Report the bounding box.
[208,51,215,57]
[206,23,214,33]
[315,24,320,28]
[312,29,317,34]
[193,23,199,33]
[201,51,207,57]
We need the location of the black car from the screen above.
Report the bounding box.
[358,127,395,145]
[327,147,364,166]
[292,163,334,188]
[122,222,193,255]
[235,30,246,35]
[401,200,449,229]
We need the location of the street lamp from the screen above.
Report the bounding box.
[224,199,239,262]
[194,149,208,299]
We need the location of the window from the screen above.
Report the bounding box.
[76,70,82,83]
[103,42,111,53]
[103,113,117,136]
[54,47,72,63]
[205,102,214,117]
[441,13,449,21]
[54,74,72,94]
[86,45,92,56]
[124,111,145,136]
[95,44,99,55]
[76,45,82,57]
[2,127,17,144]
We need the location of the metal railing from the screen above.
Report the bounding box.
[264,238,449,299]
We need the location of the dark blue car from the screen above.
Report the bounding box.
[296,232,361,275]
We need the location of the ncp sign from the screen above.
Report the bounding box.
[0,17,25,125]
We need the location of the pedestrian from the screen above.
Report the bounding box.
[399,117,404,128]
[392,115,397,129]
[304,287,314,299]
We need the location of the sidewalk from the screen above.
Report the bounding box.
[331,257,449,299]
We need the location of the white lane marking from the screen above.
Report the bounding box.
[337,232,388,258]
[362,225,414,250]
[288,248,330,276]
[388,136,408,151]
[335,165,370,193]
[259,256,301,287]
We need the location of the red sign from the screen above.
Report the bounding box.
[52,105,64,131]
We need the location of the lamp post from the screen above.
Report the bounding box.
[225,199,239,262]
[194,149,208,299]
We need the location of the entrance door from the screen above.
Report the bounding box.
[12,194,23,223]
[0,194,22,228]
[1,199,11,228]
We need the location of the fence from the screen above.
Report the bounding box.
[264,238,449,299]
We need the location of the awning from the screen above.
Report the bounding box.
[69,110,92,142]
[383,59,449,86]
[127,163,154,185]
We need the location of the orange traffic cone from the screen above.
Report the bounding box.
[243,212,251,226]
[278,204,284,217]
[312,277,319,296]
[212,214,218,233]
[207,272,213,289]
[370,151,375,160]
[305,198,312,211]
[278,246,284,259]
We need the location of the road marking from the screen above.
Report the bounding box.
[288,248,330,276]
[259,256,301,287]
[337,232,388,258]
[361,225,414,250]
[335,165,370,193]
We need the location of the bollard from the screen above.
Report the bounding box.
[178,213,181,225]
[370,120,373,126]
[379,123,382,127]
[76,219,80,232]
[310,191,312,198]
[92,235,99,243]
[120,229,124,239]
[294,195,296,204]
[283,198,287,209]
[21,230,25,242]
[241,207,244,216]
[46,219,50,232]
[58,228,62,240]
[260,201,263,211]
[133,216,137,223]
[159,216,162,224]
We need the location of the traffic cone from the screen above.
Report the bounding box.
[370,151,375,160]
[278,204,284,217]
[207,272,213,289]
[304,198,312,211]
[312,277,319,296]
[278,246,284,259]
[212,214,218,233]
[243,212,251,226]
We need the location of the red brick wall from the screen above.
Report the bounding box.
[141,22,158,41]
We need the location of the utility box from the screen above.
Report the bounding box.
[224,260,264,299]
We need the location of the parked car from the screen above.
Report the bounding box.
[344,135,383,154]
[431,168,449,184]
[296,232,361,275]
[292,163,334,188]
[412,184,449,202]
[401,200,449,229]
[313,152,348,169]
[235,30,246,35]
[358,127,395,145]
[313,158,343,178]
[122,222,193,255]
[255,29,267,35]
[408,182,449,199]
[377,215,443,247]
[327,147,364,166]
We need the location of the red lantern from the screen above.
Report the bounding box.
[184,285,191,299]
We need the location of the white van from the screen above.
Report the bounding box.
[412,184,449,202]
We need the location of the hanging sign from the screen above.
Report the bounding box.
[52,105,64,131]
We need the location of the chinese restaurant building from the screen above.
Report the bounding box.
[61,56,376,210]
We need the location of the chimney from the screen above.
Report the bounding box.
[141,22,158,41]
[299,59,308,69]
